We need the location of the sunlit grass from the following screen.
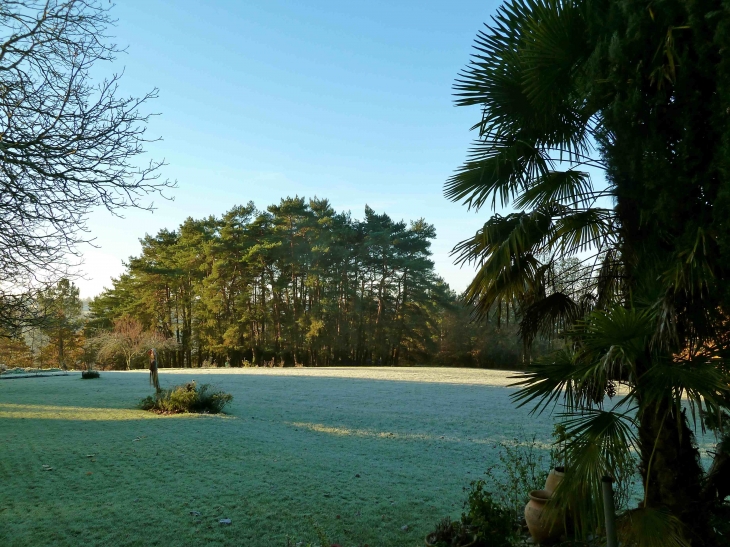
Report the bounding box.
[0,403,158,421]
[0,368,561,546]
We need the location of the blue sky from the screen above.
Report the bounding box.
[80,0,502,298]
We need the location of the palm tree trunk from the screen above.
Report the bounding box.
[638,401,707,538]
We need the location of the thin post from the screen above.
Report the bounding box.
[602,476,618,547]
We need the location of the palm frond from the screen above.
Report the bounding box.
[454,0,595,152]
[453,208,557,316]
[463,253,542,319]
[595,248,623,309]
[618,507,689,547]
[510,347,619,413]
[444,136,550,211]
[547,408,638,538]
[663,227,716,298]
[550,208,616,256]
[578,306,654,380]
[513,169,594,210]
[638,357,730,431]
[519,290,578,346]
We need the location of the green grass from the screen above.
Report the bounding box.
[0,368,558,547]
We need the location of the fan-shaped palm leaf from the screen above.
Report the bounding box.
[618,507,689,547]
[519,290,578,345]
[546,409,638,537]
[637,357,730,431]
[445,134,554,210]
[513,170,594,210]
[510,346,619,412]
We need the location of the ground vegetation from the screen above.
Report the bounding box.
[0,368,564,547]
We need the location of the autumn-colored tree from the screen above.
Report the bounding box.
[90,315,176,370]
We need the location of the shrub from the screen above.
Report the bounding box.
[138,381,233,414]
[482,433,551,519]
[426,481,518,547]
[81,370,100,379]
[462,479,517,547]
[426,517,477,547]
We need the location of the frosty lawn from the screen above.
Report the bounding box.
[1,368,556,547]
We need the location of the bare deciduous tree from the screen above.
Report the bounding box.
[90,315,176,370]
[0,1,173,327]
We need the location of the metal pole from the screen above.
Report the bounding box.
[602,476,618,547]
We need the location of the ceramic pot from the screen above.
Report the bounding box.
[524,489,562,545]
[544,467,565,494]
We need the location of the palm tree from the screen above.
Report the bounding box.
[449,0,730,543]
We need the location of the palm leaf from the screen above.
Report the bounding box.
[519,290,578,346]
[513,170,594,210]
[547,408,638,538]
[550,208,615,256]
[455,0,594,151]
[510,347,619,413]
[618,507,689,547]
[444,136,550,211]
[638,357,730,431]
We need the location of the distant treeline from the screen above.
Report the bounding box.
[87,197,537,369]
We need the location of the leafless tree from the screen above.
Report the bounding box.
[90,315,176,370]
[0,1,173,328]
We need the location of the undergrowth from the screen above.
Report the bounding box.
[138,381,233,414]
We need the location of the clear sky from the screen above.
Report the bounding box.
[79,0,502,298]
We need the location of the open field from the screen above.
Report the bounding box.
[0,366,704,547]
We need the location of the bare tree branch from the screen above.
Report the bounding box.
[0,1,174,326]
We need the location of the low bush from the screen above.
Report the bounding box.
[425,517,477,547]
[461,480,517,547]
[482,432,551,519]
[138,381,233,414]
[81,370,100,379]
[426,480,518,547]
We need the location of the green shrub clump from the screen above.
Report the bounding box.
[427,479,518,547]
[462,479,517,547]
[81,370,100,379]
[139,381,233,414]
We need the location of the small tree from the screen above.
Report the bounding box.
[37,279,84,369]
[90,316,175,370]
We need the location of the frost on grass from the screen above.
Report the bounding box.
[0,367,694,547]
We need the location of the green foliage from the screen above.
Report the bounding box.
[81,370,100,379]
[89,197,526,370]
[138,381,232,414]
[482,433,550,519]
[428,468,521,547]
[618,507,689,547]
[461,480,517,547]
[36,278,85,369]
[425,517,477,547]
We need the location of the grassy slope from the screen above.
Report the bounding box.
[0,368,552,547]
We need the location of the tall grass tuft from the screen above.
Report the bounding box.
[138,381,233,414]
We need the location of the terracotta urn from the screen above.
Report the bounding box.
[544,467,565,494]
[524,489,562,545]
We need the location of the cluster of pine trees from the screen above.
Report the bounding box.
[86,197,528,369]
